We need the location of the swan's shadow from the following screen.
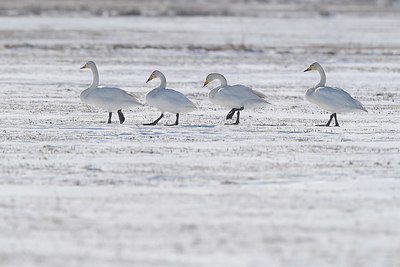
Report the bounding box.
[180,124,217,128]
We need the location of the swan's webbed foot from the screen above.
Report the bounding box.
[166,113,179,126]
[143,113,164,126]
[225,121,240,125]
[118,110,125,124]
[108,112,112,123]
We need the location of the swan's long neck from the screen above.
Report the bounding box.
[208,74,227,100]
[315,65,326,88]
[157,73,167,89]
[213,74,227,87]
[80,64,99,101]
[89,65,99,90]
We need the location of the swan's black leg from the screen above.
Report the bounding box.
[234,110,241,125]
[333,113,339,127]
[226,107,244,125]
[108,112,112,123]
[226,109,237,120]
[167,113,179,126]
[143,113,164,126]
[118,109,125,124]
[317,113,334,126]
[326,114,334,126]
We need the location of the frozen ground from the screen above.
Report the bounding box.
[0,13,400,267]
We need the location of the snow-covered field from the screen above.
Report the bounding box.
[0,13,400,267]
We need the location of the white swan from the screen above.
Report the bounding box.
[304,62,367,127]
[144,70,196,126]
[80,61,142,124]
[203,73,270,125]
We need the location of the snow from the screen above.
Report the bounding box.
[0,12,400,267]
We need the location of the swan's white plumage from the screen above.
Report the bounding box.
[80,61,142,112]
[81,86,141,111]
[304,62,367,114]
[146,89,196,113]
[306,86,367,114]
[210,84,269,109]
[204,73,270,109]
[145,70,196,114]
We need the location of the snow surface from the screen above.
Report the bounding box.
[0,14,400,267]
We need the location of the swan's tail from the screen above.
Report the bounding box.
[127,93,144,106]
[186,100,197,111]
[128,92,139,101]
[353,98,368,112]
[251,89,267,99]
[244,98,271,108]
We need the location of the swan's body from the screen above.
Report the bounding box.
[203,73,270,124]
[80,61,142,124]
[305,86,366,114]
[80,86,141,111]
[146,88,196,114]
[304,62,367,126]
[144,70,196,126]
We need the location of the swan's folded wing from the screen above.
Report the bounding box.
[221,85,266,99]
[314,86,367,112]
[153,89,196,112]
[94,87,143,106]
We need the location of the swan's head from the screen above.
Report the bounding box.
[304,62,322,72]
[203,73,225,88]
[146,70,164,83]
[80,61,96,70]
